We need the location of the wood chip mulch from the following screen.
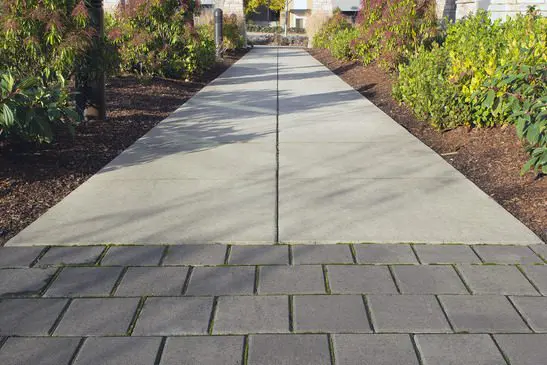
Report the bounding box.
[308,48,546,243]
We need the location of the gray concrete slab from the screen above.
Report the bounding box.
[161,336,244,365]
[391,266,468,294]
[258,265,326,294]
[495,334,547,365]
[101,246,165,266]
[248,334,331,365]
[37,247,104,266]
[163,245,227,266]
[213,296,289,334]
[326,265,398,294]
[228,245,289,265]
[415,334,506,365]
[367,295,451,333]
[521,265,547,295]
[473,245,543,264]
[45,267,123,297]
[186,267,255,295]
[456,265,539,295]
[413,244,481,264]
[0,337,80,365]
[55,298,139,336]
[510,296,547,332]
[333,334,419,365]
[74,337,162,365]
[293,295,371,333]
[354,244,418,264]
[0,268,56,296]
[276,48,541,245]
[0,247,44,268]
[133,297,213,336]
[0,298,67,335]
[114,267,188,296]
[292,245,353,264]
[439,295,530,333]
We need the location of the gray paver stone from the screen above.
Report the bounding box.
[37,247,104,266]
[258,265,325,294]
[45,267,123,297]
[248,334,331,365]
[292,245,353,264]
[392,265,468,294]
[55,298,139,336]
[293,295,371,333]
[0,247,44,268]
[133,297,213,335]
[439,295,529,333]
[160,336,244,365]
[521,265,547,295]
[333,334,419,365]
[186,267,254,295]
[0,337,80,365]
[0,268,56,296]
[495,334,547,365]
[229,245,289,265]
[510,296,547,332]
[101,246,165,266]
[474,245,543,264]
[327,265,398,294]
[416,334,505,365]
[456,264,539,295]
[529,245,547,260]
[354,244,418,264]
[367,295,451,333]
[214,296,289,334]
[0,298,67,335]
[413,245,480,264]
[74,337,162,365]
[162,245,227,266]
[115,267,188,296]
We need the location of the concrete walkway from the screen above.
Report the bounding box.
[6,47,541,246]
[1,48,546,364]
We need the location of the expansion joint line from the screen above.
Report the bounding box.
[275,46,280,244]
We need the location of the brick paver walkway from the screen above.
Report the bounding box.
[1,243,547,364]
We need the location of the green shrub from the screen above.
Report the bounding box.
[473,64,546,174]
[353,0,438,70]
[108,0,212,79]
[312,11,352,49]
[0,72,80,143]
[329,27,359,60]
[0,0,93,82]
[393,44,470,129]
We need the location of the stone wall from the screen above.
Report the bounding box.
[455,0,547,19]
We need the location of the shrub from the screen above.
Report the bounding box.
[0,0,93,82]
[353,0,438,70]
[312,11,352,49]
[108,0,213,79]
[473,64,546,174]
[192,14,246,52]
[393,44,470,129]
[329,27,359,60]
[0,71,80,143]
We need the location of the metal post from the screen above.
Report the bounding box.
[284,0,288,37]
[214,8,223,59]
[78,0,106,121]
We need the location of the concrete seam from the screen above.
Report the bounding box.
[490,334,513,365]
[275,45,280,244]
[154,337,168,365]
[67,337,86,365]
[48,297,73,335]
[126,296,147,335]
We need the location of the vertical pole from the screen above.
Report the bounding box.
[214,8,223,59]
[284,0,288,36]
[81,0,106,120]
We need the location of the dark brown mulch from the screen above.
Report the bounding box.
[308,48,547,243]
[0,50,247,246]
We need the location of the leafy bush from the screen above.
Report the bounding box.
[247,24,283,33]
[473,64,546,174]
[108,0,213,79]
[329,28,359,60]
[393,44,470,129]
[0,0,93,82]
[353,0,438,70]
[312,11,352,49]
[0,72,80,143]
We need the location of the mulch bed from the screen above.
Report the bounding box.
[309,48,547,243]
[0,50,247,246]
